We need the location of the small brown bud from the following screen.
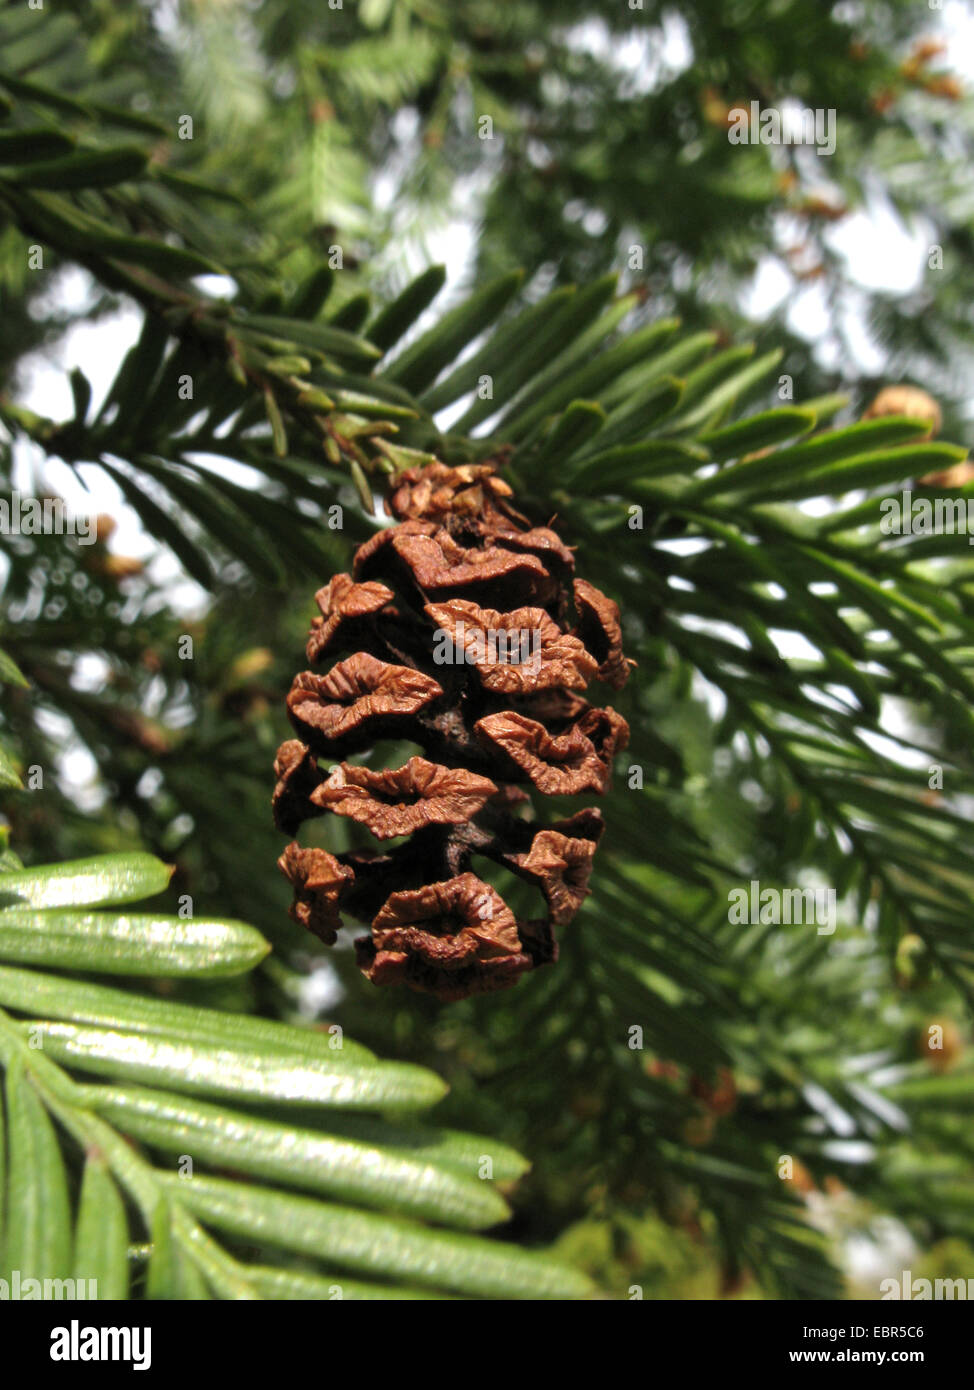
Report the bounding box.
[862,385,941,439]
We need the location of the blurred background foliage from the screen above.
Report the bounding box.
[3,0,974,1299]
[9,0,973,429]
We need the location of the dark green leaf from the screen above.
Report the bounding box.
[73,1156,129,1299]
[3,1059,71,1282]
[3,146,148,190]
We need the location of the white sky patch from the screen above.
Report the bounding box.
[827,199,931,295]
[842,1217,917,1286]
[294,958,345,1018]
[941,0,974,78]
[767,630,824,664]
[740,254,793,318]
[68,654,112,694]
[562,13,693,95]
[856,722,934,769]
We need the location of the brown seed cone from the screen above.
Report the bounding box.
[273,460,632,1000]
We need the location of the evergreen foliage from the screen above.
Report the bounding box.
[1,0,973,1299]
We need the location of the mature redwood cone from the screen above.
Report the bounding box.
[273,460,632,1001]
